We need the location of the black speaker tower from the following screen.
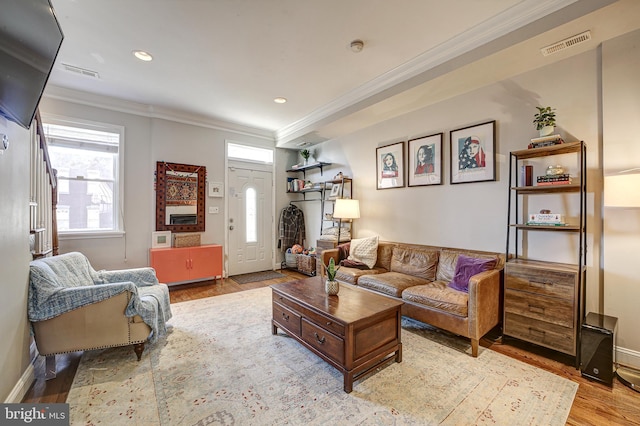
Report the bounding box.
[580,312,618,386]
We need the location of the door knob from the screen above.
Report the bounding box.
[229,225,234,230]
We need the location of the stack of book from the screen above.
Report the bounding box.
[286,177,306,192]
[526,213,566,226]
[537,174,572,186]
[528,134,564,149]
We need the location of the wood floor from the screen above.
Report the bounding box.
[23,269,640,425]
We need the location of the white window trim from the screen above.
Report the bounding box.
[42,113,125,238]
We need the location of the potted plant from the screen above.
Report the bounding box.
[300,149,311,165]
[533,106,556,137]
[323,257,340,295]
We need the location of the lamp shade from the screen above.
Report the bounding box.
[332,199,360,219]
[604,173,640,207]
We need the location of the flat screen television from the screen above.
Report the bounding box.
[0,0,64,129]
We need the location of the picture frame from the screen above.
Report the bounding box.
[408,133,443,187]
[376,141,405,189]
[151,231,171,248]
[329,183,342,199]
[208,181,223,198]
[450,120,496,184]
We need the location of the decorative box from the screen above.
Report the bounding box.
[173,233,201,248]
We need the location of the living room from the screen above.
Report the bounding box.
[1,0,640,423]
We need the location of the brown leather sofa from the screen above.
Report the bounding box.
[321,241,505,357]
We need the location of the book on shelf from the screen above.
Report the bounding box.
[528,134,564,149]
[537,180,572,186]
[528,213,564,223]
[525,222,569,226]
[537,173,570,182]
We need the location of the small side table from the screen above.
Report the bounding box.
[580,312,617,386]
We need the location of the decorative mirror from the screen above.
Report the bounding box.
[155,161,206,233]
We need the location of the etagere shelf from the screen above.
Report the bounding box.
[504,140,587,367]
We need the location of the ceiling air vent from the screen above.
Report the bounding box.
[61,63,100,79]
[541,31,591,56]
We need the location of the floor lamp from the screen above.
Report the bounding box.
[604,172,640,392]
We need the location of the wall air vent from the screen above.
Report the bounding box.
[541,31,591,56]
[61,63,100,79]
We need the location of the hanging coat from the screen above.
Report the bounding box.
[278,204,306,251]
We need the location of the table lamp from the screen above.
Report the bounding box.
[332,199,360,243]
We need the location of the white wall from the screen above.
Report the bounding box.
[602,29,640,368]
[38,98,274,273]
[0,117,35,402]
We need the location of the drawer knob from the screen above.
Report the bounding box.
[314,332,326,344]
[326,321,332,326]
[529,327,546,338]
[282,312,289,321]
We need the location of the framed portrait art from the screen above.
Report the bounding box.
[376,141,405,189]
[450,120,496,184]
[408,133,443,187]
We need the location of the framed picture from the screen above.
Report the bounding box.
[376,141,405,189]
[329,183,342,199]
[408,133,443,187]
[450,120,496,184]
[151,231,171,248]
[208,181,223,198]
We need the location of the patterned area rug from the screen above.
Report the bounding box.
[230,270,286,284]
[67,287,578,425]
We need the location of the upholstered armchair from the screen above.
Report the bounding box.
[28,252,172,379]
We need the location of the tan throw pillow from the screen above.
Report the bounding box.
[347,235,379,269]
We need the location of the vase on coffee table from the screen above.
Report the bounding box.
[325,279,339,295]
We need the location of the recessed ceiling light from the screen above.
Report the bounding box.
[133,50,153,62]
[273,97,287,104]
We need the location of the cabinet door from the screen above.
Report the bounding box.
[150,247,190,283]
[189,245,222,280]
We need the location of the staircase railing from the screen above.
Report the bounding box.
[30,111,58,259]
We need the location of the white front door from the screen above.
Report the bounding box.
[227,167,273,275]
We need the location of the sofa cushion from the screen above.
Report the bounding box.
[335,266,384,285]
[402,281,469,317]
[376,242,396,271]
[358,272,430,298]
[448,254,497,292]
[390,246,439,281]
[348,235,379,269]
[436,249,500,282]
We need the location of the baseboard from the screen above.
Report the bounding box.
[616,346,640,370]
[4,364,35,403]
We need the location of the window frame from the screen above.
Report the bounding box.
[42,113,125,239]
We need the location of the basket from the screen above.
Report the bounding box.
[173,233,201,248]
[297,254,316,275]
[285,252,298,268]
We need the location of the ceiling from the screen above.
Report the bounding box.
[45,0,637,148]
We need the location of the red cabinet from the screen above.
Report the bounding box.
[150,244,223,284]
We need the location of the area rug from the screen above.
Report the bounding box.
[229,270,286,284]
[67,287,578,425]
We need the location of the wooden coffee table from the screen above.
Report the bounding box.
[271,276,403,393]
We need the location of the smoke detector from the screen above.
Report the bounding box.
[350,39,364,53]
[541,31,591,56]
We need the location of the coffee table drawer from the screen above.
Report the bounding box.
[303,309,345,336]
[273,301,301,336]
[301,318,344,364]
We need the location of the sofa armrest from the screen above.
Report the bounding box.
[320,248,340,277]
[96,267,159,287]
[467,269,501,340]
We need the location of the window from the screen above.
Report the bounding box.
[228,142,273,164]
[245,187,257,243]
[43,117,124,236]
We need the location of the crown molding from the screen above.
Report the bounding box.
[43,85,275,141]
[275,0,577,144]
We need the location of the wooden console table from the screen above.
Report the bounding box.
[271,277,403,393]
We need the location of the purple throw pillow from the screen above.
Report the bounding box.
[448,254,497,292]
